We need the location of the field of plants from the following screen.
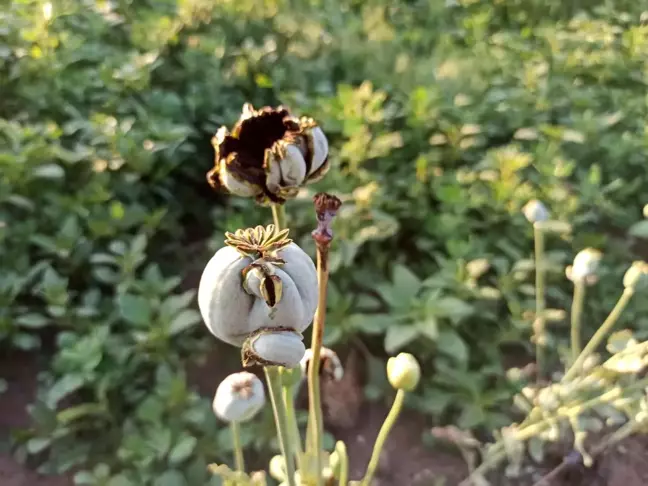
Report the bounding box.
[2,0,648,485]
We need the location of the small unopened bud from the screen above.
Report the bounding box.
[300,347,344,381]
[387,352,421,391]
[522,200,549,224]
[466,258,490,279]
[643,204,648,219]
[213,372,265,423]
[623,261,648,291]
[569,248,602,283]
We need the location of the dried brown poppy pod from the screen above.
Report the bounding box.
[300,347,344,381]
[198,225,318,368]
[207,104,330,205]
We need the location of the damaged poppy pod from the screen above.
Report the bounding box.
[197,224,318,368]
[207,103,330,205]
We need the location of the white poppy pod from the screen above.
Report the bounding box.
[570,248,602,282]
[213,371,265,423]
[198,225,318,367]
[522,199,549,223]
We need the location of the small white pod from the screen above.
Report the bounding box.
[213,371,265,423]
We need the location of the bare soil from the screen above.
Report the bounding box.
[0,350,73,486]
[3,344,648,486]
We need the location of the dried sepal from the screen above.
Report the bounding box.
[225,224,292,259]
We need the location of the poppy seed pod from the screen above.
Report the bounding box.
[207,104,330,205]
[300,347,344,381]
[569,248,602,284]
[198,225,318,368]
[213,372,265,423]
[522,199,549,224]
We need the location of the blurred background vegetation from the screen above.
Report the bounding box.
[1,0,648,484]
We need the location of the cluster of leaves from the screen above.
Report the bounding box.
[2,0,648,483]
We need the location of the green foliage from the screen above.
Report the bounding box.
[2,0,648,483]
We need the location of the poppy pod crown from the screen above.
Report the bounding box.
[207,103,330,205]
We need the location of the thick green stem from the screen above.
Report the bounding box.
[570,279,586,364]
[335,441,349,486]
[305,245,329,486]
[283,382,303,470]
[272,204,287,230]
[563,288,634,382]
[265,366,297,486]
[360,389,406,486]
[231,421,245,473]
[533,224,547,379]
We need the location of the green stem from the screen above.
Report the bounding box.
[563,288,635,382]
[305,244,330,486]
[265,366,297,486]
[283,382,303,470]
[533,224,547,379]
[335,441,349,486]
[272,203,287,230]
[231,421,245,473]
[570,279,586,364]
[360,389,406,486]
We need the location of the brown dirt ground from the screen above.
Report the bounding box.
[3,343,648,486]
[0,350,73,486]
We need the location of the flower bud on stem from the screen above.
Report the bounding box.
[360,390,407,486]
[305,193,341,485]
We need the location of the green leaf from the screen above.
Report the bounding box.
[73,471,95,485]
[416,317,439,341]
[392,264,422,301]
[118,294,152,326]
[437,329,468,363]
[26,437,51,454]
[107,475,136,486]
[13,333,40,350]
[384,325,419,353]
[629,220,648,238]
[57,403,106,424]
[16,313,49,329]
[346,314,391,334]
[168,436,197,464]
[155,470,187,486]
[47,374,85,407]
[33,164,64,179]
[457,403,485,429]
[431,297,473,321]
[169,310,201,335]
